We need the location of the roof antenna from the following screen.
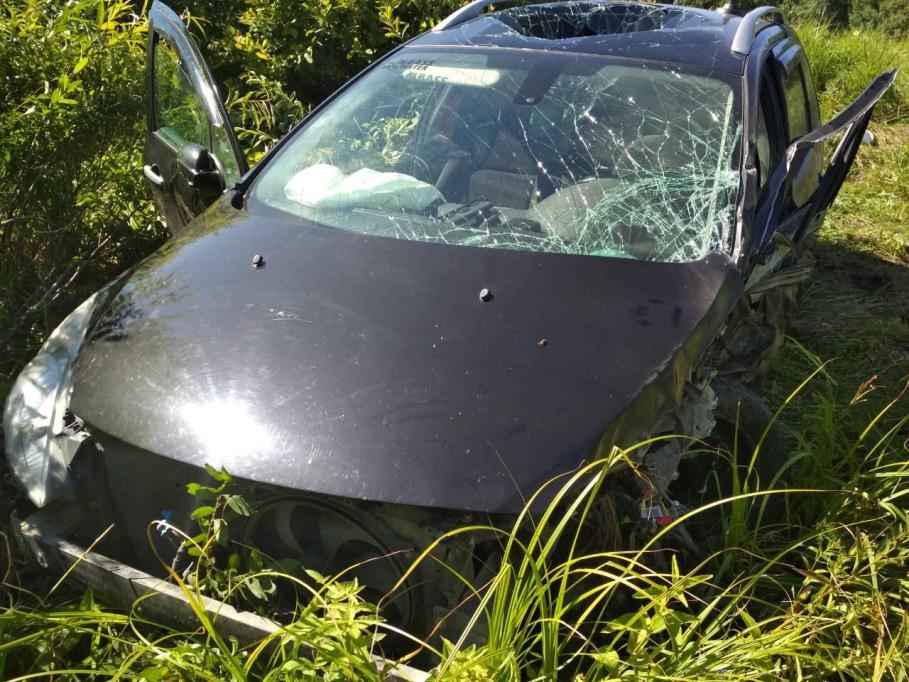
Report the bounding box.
[717,0,747,16]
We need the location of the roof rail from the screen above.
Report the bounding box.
[730,5,786,54]
[433,0,529,32]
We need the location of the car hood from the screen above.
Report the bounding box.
[70,200,742,513]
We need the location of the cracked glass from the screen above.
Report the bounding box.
[254,46,741,263]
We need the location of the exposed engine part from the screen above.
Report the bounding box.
[639,373,718,495]
[638,497,685,529]
[636,493,701,557]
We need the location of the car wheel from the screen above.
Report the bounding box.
[668,378,790,551]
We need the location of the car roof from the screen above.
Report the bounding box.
[410,1,761,75]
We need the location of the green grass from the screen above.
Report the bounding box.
[796,21,909,123]
[1,20,909,682]
[763,22,909,426]
[765,123,909,423]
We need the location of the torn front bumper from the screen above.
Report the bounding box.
[12,506,430,682]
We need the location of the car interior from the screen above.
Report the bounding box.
[256,49,741,263]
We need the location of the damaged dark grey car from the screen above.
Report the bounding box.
[4,0,895,637]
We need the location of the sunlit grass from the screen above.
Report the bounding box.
[795,21,909,123]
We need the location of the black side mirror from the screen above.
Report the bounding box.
[176,142,225,194]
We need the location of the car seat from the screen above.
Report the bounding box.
[467,130,539,209]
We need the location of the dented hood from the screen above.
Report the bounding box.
[70,201,741,513]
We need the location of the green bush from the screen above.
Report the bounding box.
[0,0,164,386]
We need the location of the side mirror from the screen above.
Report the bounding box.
[176,142,225,194]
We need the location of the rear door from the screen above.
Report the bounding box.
[751,69,896,256]
[144,1,248,232]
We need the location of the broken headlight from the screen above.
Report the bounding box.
[3,293,98,507]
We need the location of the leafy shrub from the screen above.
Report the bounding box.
[0,0,165,388]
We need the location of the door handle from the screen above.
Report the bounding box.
[143,164,164,187]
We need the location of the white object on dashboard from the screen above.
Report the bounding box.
[285,164,444,211]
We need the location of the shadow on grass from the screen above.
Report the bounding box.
[769,235,909,408]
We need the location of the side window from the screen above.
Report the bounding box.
[782,58,822,205]
[755,101,773,191]
[212,124,241,187]
[800,58,821,128]
[152,36,241,186]
[153,37,208,150]
[755,73,784,192]
[782,61,811,142]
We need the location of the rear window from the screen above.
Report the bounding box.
[253,48,741,263]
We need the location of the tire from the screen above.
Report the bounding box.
[669,378,789,549]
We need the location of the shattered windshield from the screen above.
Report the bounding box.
[254,48,741,262]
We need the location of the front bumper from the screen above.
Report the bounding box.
[12,505,430,682]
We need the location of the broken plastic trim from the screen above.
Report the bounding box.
[13,507,430,682]
[3,293,99,507]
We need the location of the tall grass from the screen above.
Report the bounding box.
[418,371,909,680]
[795,21,909,122]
